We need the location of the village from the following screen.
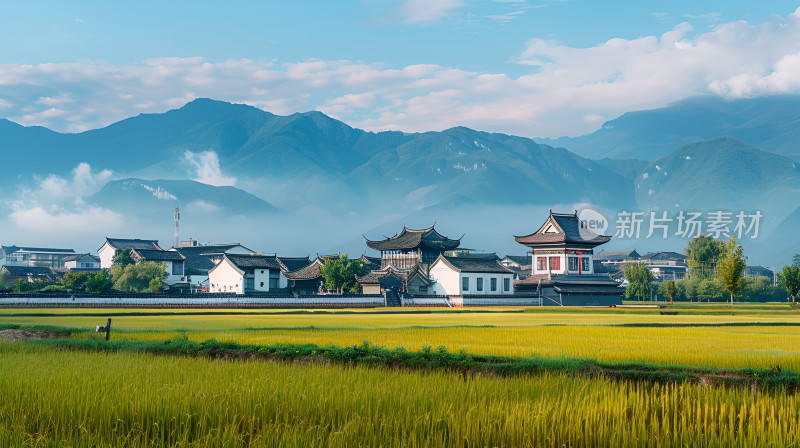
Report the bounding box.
[1,207,762,307]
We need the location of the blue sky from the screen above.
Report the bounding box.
[2,1,800,137]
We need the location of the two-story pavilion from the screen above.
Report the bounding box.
[514,210,623,306]
[364,225,462,270]
[515,210,611,277]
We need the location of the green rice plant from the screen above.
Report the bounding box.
[1,341,800,447]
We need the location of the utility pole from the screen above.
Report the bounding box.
[174,207,180,249]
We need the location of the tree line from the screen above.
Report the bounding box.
[0,250,166,294]
[625,235,800,306]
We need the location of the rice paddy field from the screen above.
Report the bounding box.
[3,305,800,370]
[3,304,800,446]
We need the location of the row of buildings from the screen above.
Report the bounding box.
[2,211,641,305]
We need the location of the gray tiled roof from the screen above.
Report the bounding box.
[174,244,251,255]
[640,251,686,261]
[226,254,282,271]
[131,249,185,262]
[62,253,100,263]
[182,254,220,273]
[284,259,324,280]
[2,245,76,254]
[595,249,641,261]
[105,238,162,251]
[278,256,312,272]
[515,211,611,247]
[550,273,621,286]
[437,255,514,274]
[553,285,624,295]
[502,255,530,266]
[365,225,461,251]
[1,265,59,278]
[356,265,430,286]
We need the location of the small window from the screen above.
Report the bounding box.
[536,257,546,271]
[549,256,561,271]
[477,278,483,292]
[462,277,469,291]
[269,270,280,289]
[503,278,510,292]
[172,262,183,276]
[581,257,591,273]
[260,282,264,287]
[490,277,497,292]
[568,256,579,272]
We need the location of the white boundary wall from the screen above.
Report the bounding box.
[0,295,384,307]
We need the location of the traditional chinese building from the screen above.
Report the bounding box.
[514,210,623,306]
[364,225,462,270]
[359,225,462,296]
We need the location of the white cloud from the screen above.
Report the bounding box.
[1,162,122,248]
[184,151,237,187]
[9,205,123,234]
[397,0,464,24]
[3,9,800,138]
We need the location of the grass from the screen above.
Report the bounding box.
[5,304,800,446]
[4,306,800,371]
[3,341,800,447]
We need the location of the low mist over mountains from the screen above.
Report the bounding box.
[90,179,278,216]
[2,96,800,264]
[540,96,800,160]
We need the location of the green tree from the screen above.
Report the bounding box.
[112,261,166,293]
[682,277,700,302]
[716,237,747,307]
[320,254,366,293]
[778,265,800,303]
[793,254,800,268]
[12,279,48,292]
[697,279,724,302]
[685,235,724,280]
[663,280,677,305]
[85,270,113,294]
[114,249,135,267]
[624,263,653,301]
[60,272,95,290]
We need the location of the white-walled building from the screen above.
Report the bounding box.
[130,249,187,286]
[0,246,76,268]
[98,238,163,269]
[207,254,288,294]
[514,210,623,306]
[62,254,101,272]
[171,242,256,290]
[429,255,515,296]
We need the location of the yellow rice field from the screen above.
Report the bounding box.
[2,341,799,447]
[3,305,800,370]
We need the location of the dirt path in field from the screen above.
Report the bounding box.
[0,329,63,342]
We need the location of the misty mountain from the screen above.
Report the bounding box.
[540,95,800,160]
[90,178,278,215]
[349,126,637,208]
[1,98,636,213]
[635,137,800,234]
[4,98,800,265]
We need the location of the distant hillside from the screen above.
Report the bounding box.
[90,178,278,215]
[349,126,636,208]
[635,137,800,232]
[540,95,800,160]
[0,99,637,213]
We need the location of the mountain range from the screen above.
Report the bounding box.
[538,96,800,160]
[2,96,800,264]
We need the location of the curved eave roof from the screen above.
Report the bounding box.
[365,226,461,251]
[515,212,612,247]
